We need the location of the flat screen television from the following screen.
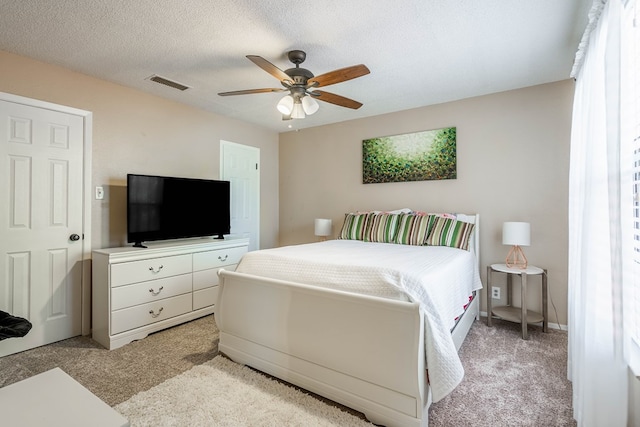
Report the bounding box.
[127,174,231,248]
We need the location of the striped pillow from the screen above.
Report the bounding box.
[338,213,372,240]
[425,216,475,250]
[393,214,436,245]
[365,213,401,243]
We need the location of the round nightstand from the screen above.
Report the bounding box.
[486,263,548,339]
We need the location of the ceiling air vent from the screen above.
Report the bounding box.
[146,75,190,91]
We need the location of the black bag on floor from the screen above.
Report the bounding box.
[0,310,32,340]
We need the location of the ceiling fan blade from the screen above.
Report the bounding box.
[311,90,363,109]
[247,55,292,83]
[218,88,285,96]
[307,64,370,88]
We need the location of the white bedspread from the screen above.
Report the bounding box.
[235,239,483,402]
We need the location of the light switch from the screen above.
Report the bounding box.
[95,186,104,200]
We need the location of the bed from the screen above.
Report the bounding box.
[215,212,482,427]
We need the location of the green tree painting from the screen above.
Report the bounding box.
[362,127,456,184]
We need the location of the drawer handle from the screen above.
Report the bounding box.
[148,265,164,274]
[149,307,164,318]
[149,286,164,296]
[218,255,229,262]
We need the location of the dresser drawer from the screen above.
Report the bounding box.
[193,246,247,271]
[111,273,192,311]
[110,254,192,287]
[111,293,192,335]
[193,264,237,291]
[193,286,218,311]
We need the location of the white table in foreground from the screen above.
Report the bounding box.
[486,263,548,339]
[0,367,129,427]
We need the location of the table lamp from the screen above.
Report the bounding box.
[314,218,332,241]
[502,222,530,269]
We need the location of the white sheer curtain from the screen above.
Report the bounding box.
[568,0,635,425]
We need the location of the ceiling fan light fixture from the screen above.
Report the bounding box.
[291,101,305,119]
[277,95,294,115]
[301,96,319,115]
[219,51,369,122]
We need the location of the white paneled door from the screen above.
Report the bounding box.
[0,97,87,357]
[221,141,260,251]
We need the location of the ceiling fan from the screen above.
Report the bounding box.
[218,50,370,119]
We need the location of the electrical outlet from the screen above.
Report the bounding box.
[491,286,501,299]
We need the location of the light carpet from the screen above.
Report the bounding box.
[115,355,374,426]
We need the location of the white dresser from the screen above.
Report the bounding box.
[92,237,249,350]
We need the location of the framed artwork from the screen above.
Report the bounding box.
[362,127,456,184]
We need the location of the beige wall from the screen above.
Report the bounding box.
[0,48,573,325]
[630,370,640,427]
[0,50,279,250]
[279,80,573,325]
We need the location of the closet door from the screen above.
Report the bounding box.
[221,140,260,251]
[0,97,86,356]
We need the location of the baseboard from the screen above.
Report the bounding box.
[479,311,567,331]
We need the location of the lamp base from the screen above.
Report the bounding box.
[505,245,528,269]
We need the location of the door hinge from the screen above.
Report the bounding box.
[256,163,258,170]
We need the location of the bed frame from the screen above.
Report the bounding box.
[215,214,480,427]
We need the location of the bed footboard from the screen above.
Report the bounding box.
[216,269,429,427]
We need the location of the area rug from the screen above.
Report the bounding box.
[114,356,374,426]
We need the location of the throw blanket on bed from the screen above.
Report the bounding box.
[235,239,483,402]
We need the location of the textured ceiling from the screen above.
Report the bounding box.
[0,1,590,133]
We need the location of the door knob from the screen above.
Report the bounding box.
[70,234,80,241]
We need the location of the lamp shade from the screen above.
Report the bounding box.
[277,95,294,115]
[302,96,319,115]
[291,101,305,119]
[314,218,332,237]
[502,222,530,246]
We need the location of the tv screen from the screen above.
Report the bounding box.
[127,174,231,247]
